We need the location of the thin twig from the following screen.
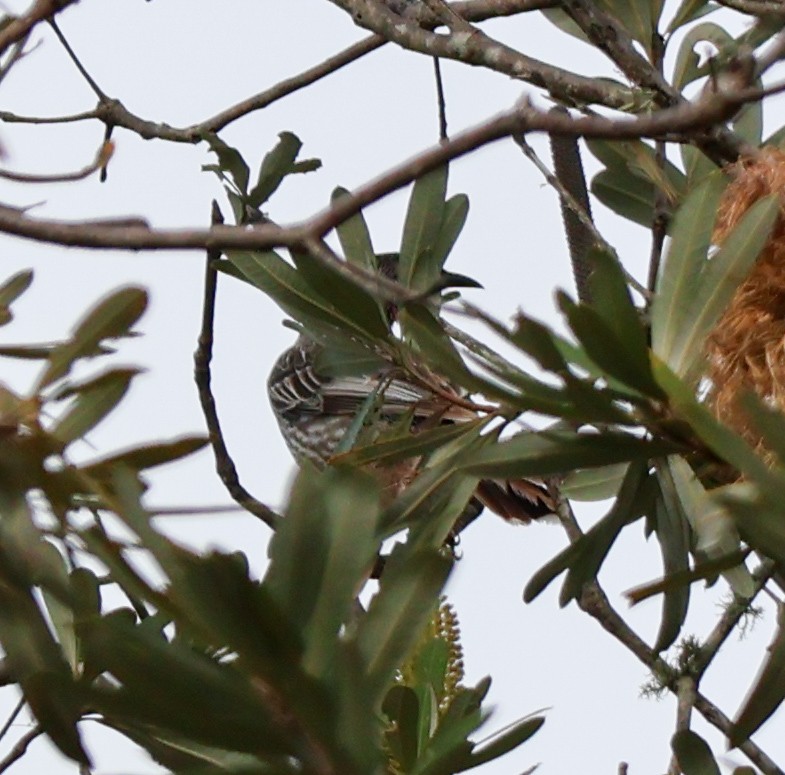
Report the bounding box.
[550,491,782,774]
[0,725,43,774]
[0,90,764,255]
[0,698,25,745]
[0,0,79,56]
[48,18,106,100]
[193,202,279,529]
[433,57,449,141]
[0,141,112,183]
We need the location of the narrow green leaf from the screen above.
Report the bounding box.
[672,729,721,775]
[651,173,727,365]
[732,78,763,147]
[460,716,544,771]
[669,456,754,598]
[39,287,148,389]
[419,193,469,288]
[672,22,733,91]
[672,196,777,381]
[561,463,629,501]
[652,468,691,652]
[0,268,33,325]
[227,249,384,341]
[399,166,448,290]
[79,435,208,476]
[265,468,381,676]
[666,0,716,34]
[200,132,249,194]
[248,131,303,207]
[464,429,676,480]
[558,462,649,606]
[592,167,656,227]
[356,547,452,698]
[290,248,390,339]
[333,186,377,272]
[51,368,138,446]
[730,610,785,747]
[333,418,487,467]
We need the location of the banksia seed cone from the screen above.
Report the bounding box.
[706,147,785,456]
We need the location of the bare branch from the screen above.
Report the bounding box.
[0,0,79,56]
[0,0,552,144]
[0,725,43,774]
[716,0,785,16]
[194,202,280,530]
[329,0,638,109]
[0,91,761,254]
[0,141,112,183]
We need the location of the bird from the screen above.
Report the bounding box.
[267,258,555,526]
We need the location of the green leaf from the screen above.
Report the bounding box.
[383,685,421,771]
[0,268,33,325]
[265,468,382,676]
[399,166,448,291]
[333,418,488,468]
[461,715,544,771]
[333,186,377,273]
[565,251,663,397]
[290,248,390,339]
[730,609,785,747]
[79,435,209,477]
[652,467,691,652]
[592,167,658,227]
[672,22,733,91]
[425,194,470,283]
[356,546,452,699]
[672,729,721,775]
[650,173,727,368]
[681,146,717,189]
[464,429,677,480]
[38,287,148,390]
[669,456,754,598]
[669,195,778,381]
[201,132,249,194]
[666,0,717,34]
[50,368,140,446]
[561,463,629,501]
[248,131,303,207]
[732,78,763,147]
[227,249,385,341]
[399,305,476,389]
[597,0,659,55]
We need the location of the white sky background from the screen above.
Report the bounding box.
[0,1,783,773]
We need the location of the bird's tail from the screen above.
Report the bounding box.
[474,478,555,523]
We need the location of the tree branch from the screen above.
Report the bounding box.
[0,0,79,56]
[329,0,638,109]
[193,202,280,530]
[0,141,112,183]
[0,91,761,255]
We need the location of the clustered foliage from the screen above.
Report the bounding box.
[3,0,785,774]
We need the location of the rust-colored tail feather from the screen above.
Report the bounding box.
[475,478,555,523]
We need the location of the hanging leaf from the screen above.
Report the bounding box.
[399,166,448,291]
[249,132,309,207]
[38,287,148,390]
[669,195,777,382]
[650,173,727,370]
[671,729,721,775]
[333,186,377,273]
[730,609,785,748]
[200,132,250,194]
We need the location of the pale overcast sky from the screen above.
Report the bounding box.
[0,2,783,773]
